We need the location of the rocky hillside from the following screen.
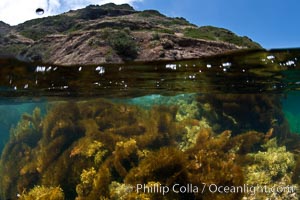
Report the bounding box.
[0,3,262,65]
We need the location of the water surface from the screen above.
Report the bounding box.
[0,48,300,200]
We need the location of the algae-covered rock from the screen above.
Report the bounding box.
[243,138,298,199]
[245,138,295,185]
[19,185,64,200]
[175,97,199,122]
[109,181,135,200]
[179,117,211,151]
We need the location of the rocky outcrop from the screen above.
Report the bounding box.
[0,21,11,35]
[14,31,241,65]
[0,3,262,65]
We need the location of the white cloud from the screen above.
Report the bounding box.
[0,0,142,25]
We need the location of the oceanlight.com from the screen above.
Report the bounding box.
[135,183,296,195]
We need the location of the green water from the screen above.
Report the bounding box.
[0,49,300,200]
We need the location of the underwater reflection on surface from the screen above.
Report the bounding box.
[0,48,300,200]
[0,48,299,99]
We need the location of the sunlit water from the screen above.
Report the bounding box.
[0,48,300,200]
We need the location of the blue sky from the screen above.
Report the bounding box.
[134,0,300,49]
[0,0,299,49]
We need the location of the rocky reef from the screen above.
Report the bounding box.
[0,94,299,200]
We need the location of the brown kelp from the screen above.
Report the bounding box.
[0,97,299,200]
[197,94,290,139]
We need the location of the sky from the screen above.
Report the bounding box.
[0,0,299,49]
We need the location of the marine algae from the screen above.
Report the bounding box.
[19,185,64,200]
[186,129,244,200]
[76,167,97,197]
[0,107,42,198]
[0,97,299,200]
[243,138,298,199]
[197,94,288,137]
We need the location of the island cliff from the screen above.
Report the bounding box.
[0,3,261,65]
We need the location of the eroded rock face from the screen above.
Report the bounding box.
[0,3,261,65]
[16,31,240,65]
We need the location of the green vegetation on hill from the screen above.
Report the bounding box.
[14,3,260,49]
[138,10,166,18]
[0,3,262,62]
[98,3,135,11]
[107,29,138,60]
[184,26,262,48]
[16,3,136,41]
[17,15,77,40]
